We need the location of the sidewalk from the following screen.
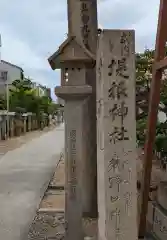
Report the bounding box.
[0,124,64,240]
[0,125,56,157]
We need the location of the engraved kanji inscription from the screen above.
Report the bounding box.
[80,1,90,48]
[109,208,121,238]
[110,195,120,203]
[108,59,116,76]
[120,32,130,57]
[69,129,77,199]
[108,153,120,172]
[108,176,122,192]
[107,153,129,173]
[109,126,129,144]
[70,129,76,140]
[109,101,128,123]
[108,57,129,78]
[108,81,128,100]
[98,58,103,81]
[108,153,129,173]
[116,58,129,79]
[124,192,132,215]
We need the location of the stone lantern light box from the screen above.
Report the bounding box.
[48,36,95,87]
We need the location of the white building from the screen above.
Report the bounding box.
[30,82,50,97]
[0,60,24,94]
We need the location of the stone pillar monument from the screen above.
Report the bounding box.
[55,85,92,240]
[96,30,138,240]
[67,0,98,217]
[48,0,98,217]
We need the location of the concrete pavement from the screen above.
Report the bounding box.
[0,124,64,240]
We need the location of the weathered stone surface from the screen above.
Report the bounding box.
[40,190,65,210]
[152,205,167,240]
[96,30,137,240]
[67,0,97,53]
[49,0,98,221]
[28,212,98,240]
[146,201,155,232]
[50,160,65,189]
[63,99,86,240]
[157,181,167,210]
[28,213,65,240]
[67,0,98,218]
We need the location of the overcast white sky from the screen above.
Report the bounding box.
[0,0,160,99]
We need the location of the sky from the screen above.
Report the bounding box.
[0,0,160,99]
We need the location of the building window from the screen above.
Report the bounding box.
[0,71,8,81]
[20,72,24,80]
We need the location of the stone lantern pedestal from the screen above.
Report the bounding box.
[55,85,92,240]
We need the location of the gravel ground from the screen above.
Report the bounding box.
[27,213,97,240]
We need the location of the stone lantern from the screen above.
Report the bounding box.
[48,36,96,240]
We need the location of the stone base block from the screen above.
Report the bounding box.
[145,232,159,240]
[157,181,167,211]
[147,201,154,228]
[152,204,167,240]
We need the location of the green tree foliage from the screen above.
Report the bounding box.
[8,78,59,115]
[0,94,6,110]
[136,48,167,158]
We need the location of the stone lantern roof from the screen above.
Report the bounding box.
[48,36,95,70]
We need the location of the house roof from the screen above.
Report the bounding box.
[1,60,23,72]
[48,36,96,70]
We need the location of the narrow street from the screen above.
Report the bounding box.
[0,124,64,240]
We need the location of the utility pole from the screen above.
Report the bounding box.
[0,34,9,138]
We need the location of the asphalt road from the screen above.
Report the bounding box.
[0,124,64,240]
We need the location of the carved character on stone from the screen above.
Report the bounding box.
[108,153,129,173]
[110,195,120,203]
[124,192,132,215]
[109,101,128,123]
[108,176,122,192]
[109,208,121,239]
[108,57,129,79]
[98,58,103,82]
[71,155,76,165]
[120,32,130,57]
[108,153,120,172]
[81,2,88,12]
[108,81,128,100]
[108,59,116,76]
[80,1,90,48]
[70,129,76,141]
[116,58,129,79]
[128,168,132,182]
[109,126,129,144]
